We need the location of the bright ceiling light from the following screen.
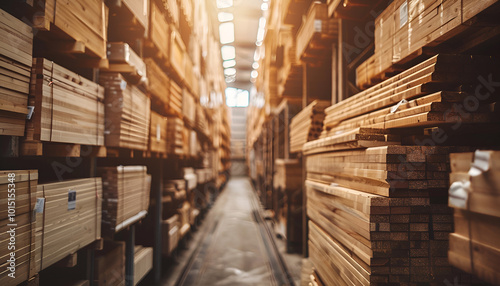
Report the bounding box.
[225,77,236,83]
[218,12,233,22]
[223,59,236,68]
[253,50,260,61]
[259,17,266,28]
[256,28,265,43]
[224,68,236,76]
[217,0,233,9]
[221,45,235,60]
[219,22,235,44]
[251,70,258,78]
[261,3,268,10]
[252,62,259,69]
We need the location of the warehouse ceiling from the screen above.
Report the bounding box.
[211,0,267,92]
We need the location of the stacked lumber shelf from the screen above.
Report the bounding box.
[161,214,179,257]
[0,8,32,136]
[99,73,151,151]
[325,54,500,138]
[356,0,500,89]
[169,26,186,82]
[105,42,147,84]
[290,100,330,153]
[169,79,183,117]
[295,2,338,63]
[177,201,191,238]
[94,241,125,286]
[448,150,500,285]
[27,58,105,146]
[107,0,148,41]
[182,88,196,125]
[166,117,184,155]
[32,0,108,61]
[98,166,151,238]
[145,0,170,64]
[149,111,168,155]
[133,246,153,285]
[0,170,38,286]
[162,179,187,218]
[145,58,170,116]
[34,178,102,271]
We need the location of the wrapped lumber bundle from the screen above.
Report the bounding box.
[290,100,330,153]
[145,58,170,115]
[295,2,338,62]
[0,170,38,286]
[33,0,108,59]
[146,1,170,62]
[166,117,184,155]
[169,79,183,117]
[448,150,500,285]
[133,246,153,285]
[35,178,102,270]
[100,73,151,151]
[149,111,168,155]
[106,43,147,84]
[182,89,196,125]
[161,215,179,257]
[94,241,125,286]
[28,58,105,145]
[326,54,500,137]
[0,9,33,136]
[98,166,151,238]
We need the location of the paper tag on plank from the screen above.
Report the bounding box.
[157,123,161,142]
[68,190,76,210]
[34,198,45,213]
[390,99,408,113]
[399,1,408,28]
[469,150,491,176]
[448,181,470,209]
[314,20,322,32]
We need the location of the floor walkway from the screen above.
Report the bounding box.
[163,177,296,286]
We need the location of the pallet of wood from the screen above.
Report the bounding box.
[35,178,102,270]
[327,54,500,136]
[100,73,151,151]
[448,150,500,285]
[290,100,330,153]
[295,2,338,63]
[27,58,105,146]
[133,246,152,285]
[162,179,187,218]
[145,58,170,116]
[0,170,38,286]
[107,0,148,40]
[182,89,196,125]
[98,166,151,238]
[94,241,125,286]
[177,201,191,239]
[105,43,147,84]
[149,111,168,155]
[184,56,195,94]
[169,79,183,117]
[0,8,33,136]
[161,214,179,257]
[169,26,186,81]
[33,0,108,60]
[166,117,184,155]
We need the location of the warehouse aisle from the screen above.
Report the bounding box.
[172,177,294,286]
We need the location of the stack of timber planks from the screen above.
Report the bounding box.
[106,42,147,84]
[145,58,171,116]
[162,214,180,257]
[149,111,168,155]
[28,58,105,146]
[0,8,33,136]
[169,78,183,118]
[0,170,38,286]
[448,150,500,285]
[98,166,151,238]
[133,246,153,286]
[146,1,170,63]
[35,178,102,271]
[99,73,151,151]
[182,88,196,125]
[94,241,125,286]
[167,117,184,156]
[290,100,330,153]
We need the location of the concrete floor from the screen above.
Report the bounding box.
[157,177,301,286]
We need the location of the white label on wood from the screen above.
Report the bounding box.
[399,1,408,28]
[449,181,470,209]
[68,190,76,210]
[34,198,45,213]
[27,106,35,119]
[120,80,127,90]
[469,150,491,176]
[157,123,161,142]
[390,99,408,113]
[314,20,322,32]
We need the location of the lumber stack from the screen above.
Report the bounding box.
[98,166,151,238]
[145,58,170,116]
[149,111,168,155]
[182,89,196,125]
[146,1,170,63]
[169,79,183,117]
[296,2,338,62]
[448,150,500,285]
[106,43,147,84]
[162,214,179,257]
[0,170,38,286]
[169,27,186,81]
[94,241,125,286]
[177,201,191,239]
[33,0,108,59]
[100,73,151,151]
[163,0,179,27]
[133,246,153,285]
[35,178,102,270]
[166,117,184,155]
[326,54,500,138]
[290,100,330,153]
[162,179,187,218]
[0,8,33,136]
[107,0,148,41]
[28,58,105,145]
